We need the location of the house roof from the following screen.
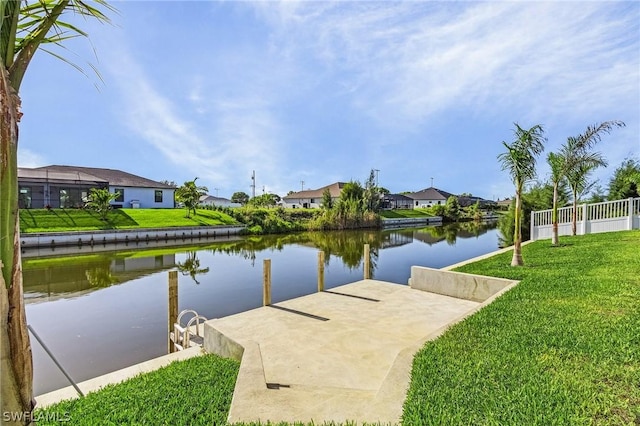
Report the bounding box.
[405,187,455,201]
[457,196,497,207]
[383,193,413,202]
[283,182,347,200]
[18,167,108,186]
[200,195,233,203]
[26,165,175,189]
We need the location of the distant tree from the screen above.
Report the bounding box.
[287,190,295,196]
[363,169,382,212]
[248,193,278,207]
[497,123,546,266]
[86,188,119,221]
[562,121,623,235]
[159,180,178,187]
[608,158,640,200]
[321,188,333,210]
[339,181,364,204]
[231,191,250,205]
[444,195,460,221]
[586,184,607,204]
[176,178,208,218]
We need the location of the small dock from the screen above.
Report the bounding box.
[204,268,518,424]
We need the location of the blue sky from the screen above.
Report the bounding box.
[17,1,640,200]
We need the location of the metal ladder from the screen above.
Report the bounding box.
[170,309,208,351]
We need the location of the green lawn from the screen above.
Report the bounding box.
[379,208,433,218]
[35,355,239,426]
[19,208,238,233]
[35,231,640,425]
[403,230,640,425]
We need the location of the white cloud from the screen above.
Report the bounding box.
[18,149,47,168]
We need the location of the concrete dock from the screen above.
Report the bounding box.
[204,269,518,424]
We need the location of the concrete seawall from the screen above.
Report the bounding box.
[21,225,245,250]
[381,216,443,227]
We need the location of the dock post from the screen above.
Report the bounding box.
[317,251,325,292]
[263,259,272,306]
[364,244,371,279]
[168,271,178,353]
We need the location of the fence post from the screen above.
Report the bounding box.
[317,251,325,292]
[530,211,535,241]
[363,244,370,280]
[628,198,634,230]
[581,203,588,235]
[263,259,271,306]
[168,271,178,353]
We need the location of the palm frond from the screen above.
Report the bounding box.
[9,0,115,91]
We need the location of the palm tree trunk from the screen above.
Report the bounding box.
[511,186,523,266]
[1,64,34,423]
[552,183,559,245]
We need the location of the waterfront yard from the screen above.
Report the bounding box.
[19,208,237,232]
[35,230,640,425]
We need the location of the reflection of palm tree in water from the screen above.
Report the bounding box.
[85,265,119,288]
[176,252,210,284]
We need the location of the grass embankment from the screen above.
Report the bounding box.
[36,231,640,425]
[404,230,640,425]
[36,355,239,425]
[19,208,237,233]
[378,208,432,219]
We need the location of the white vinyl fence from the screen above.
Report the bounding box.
[530,197,640,241]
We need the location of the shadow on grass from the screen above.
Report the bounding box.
[102,210,139,229]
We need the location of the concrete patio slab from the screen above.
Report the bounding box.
[204,273,518,425]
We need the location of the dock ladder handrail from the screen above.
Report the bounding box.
[171,309,208,351]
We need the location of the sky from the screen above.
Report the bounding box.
[17,1,640,201]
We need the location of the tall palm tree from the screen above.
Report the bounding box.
[1,1,113,418]
[561,121,624,235]
[547,152,566,245]
[497,123,546,266]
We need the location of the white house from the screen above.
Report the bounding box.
[282,182,346,208]
[405,187,455,208]
[199,195,241,208]
[17,165,176,209]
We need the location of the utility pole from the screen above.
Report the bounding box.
[262,185,266,195]
[251,170,256,198]
[301,180,305,191]
[374,169,380,187]
[430,177,434,188]
[214,188,219,197]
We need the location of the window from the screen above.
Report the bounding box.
[114,189,124,202]
[155,190,163,203]
[19,187,32,209]
[59,188,85,208]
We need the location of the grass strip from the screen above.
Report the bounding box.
[20,208,238,233]
[379,208,433,219]
[35,354,239,426]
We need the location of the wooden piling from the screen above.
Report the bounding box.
[317,251,325,292]
[168,271,178,353]
[263,259,272,306]
[364,244,370,279]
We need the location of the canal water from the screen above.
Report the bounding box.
[25,222,500,395]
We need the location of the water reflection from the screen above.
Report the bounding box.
[176,252,210,284]
[25,222,498,396]
[23,222,496,303]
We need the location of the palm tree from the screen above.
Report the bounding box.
[561,121,624,235]
[176,178,208,218]
[497,123,546,266]
[1,1,113,418]
[547,152,566,246]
